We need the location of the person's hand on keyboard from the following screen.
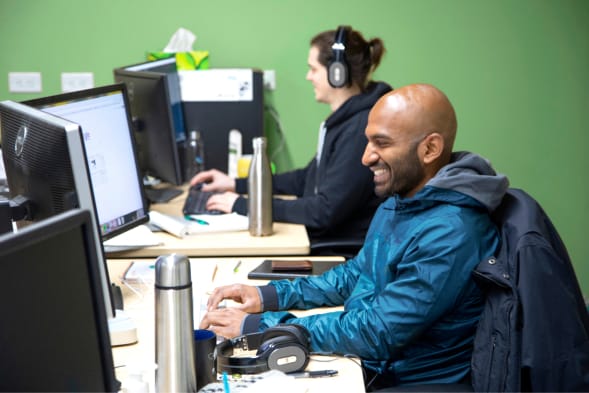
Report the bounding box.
[182,186,239,215]
[189,169,236,192]
[206,192,240,213]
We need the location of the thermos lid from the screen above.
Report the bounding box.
[154,253,192,288]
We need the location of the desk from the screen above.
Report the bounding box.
[108,256,365,392]
[107,187,310,258]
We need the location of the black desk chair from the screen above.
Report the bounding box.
[309,238,364,260]
[375,188,589,392]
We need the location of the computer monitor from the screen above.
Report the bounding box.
[0,209,119,392]
[113,58,186,197]
[0,99,136,345]
[24,83,149,240]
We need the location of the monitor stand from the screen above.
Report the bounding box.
[144,186,183,204]
[109,309,138,347]
[143,175,183,204]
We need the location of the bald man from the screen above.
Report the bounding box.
[201,84,509,390]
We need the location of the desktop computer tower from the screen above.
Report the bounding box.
[180,69,264,175]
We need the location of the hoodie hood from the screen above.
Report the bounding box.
[325,81,392,129]
[425,151,509,211]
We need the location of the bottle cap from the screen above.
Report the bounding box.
[155,254,191,288]
[252,136,267,148]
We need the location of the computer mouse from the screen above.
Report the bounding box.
[191,182,205,191]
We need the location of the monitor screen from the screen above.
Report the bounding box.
[0,209,119,392]
[0,99,115,321]
[113,57,186,186]
[24,84,149,240]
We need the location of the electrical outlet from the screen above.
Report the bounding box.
[263,70,276,91]
[61,72,94,92]
[8,72,42,93]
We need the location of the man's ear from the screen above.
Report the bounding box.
[421,133,444,164]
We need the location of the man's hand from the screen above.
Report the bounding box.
[199,308,248,339]
[207,283,262,313]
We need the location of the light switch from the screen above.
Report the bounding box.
[8,72,42,93]
[61,72,94,92]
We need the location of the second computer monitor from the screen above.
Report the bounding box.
[113,57,186,186]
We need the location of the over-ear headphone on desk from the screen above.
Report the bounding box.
[328,25,351,88]
[216,324,311,374]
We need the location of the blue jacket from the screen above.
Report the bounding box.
[243,152,509,386]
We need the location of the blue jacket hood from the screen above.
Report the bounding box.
[391,151,509,213]
[427,151,509,211]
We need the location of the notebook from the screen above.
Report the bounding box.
[247,259,345,280]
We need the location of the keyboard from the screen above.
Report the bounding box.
[182,185,223,215]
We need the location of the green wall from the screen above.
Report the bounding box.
[1,0,588,295]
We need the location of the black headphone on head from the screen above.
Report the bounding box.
[328,25,351,88]
[216,324,311,375]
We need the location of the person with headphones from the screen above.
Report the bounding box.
[190,26,392,253]
[200,84,510,390]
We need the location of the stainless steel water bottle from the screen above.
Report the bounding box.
[248,137,273,236]
[155,254,197,393]
[184,130,205,181]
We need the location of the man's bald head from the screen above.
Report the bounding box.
[374,84,457,158]
[362,84,458,197]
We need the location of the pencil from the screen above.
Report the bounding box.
[211,264,218,282]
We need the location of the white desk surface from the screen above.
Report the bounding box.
[108,256,365,392]
[106,187,310,258]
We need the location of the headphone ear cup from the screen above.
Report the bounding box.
[257,335,310,373]
[328,60,348,88]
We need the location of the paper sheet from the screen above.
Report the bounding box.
[102,224,162,252]
[121,260,220,328]
[149,210,248,238]
[184,213,249,234]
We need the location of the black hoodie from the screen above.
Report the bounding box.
[233,81,392,246]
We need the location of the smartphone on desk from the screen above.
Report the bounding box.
[247,259,345,280]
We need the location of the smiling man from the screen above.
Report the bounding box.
[200,84,509,390]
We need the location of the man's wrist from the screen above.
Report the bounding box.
[258,285,279,311]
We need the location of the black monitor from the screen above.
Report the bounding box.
[0,208,119,392]
[113,58,187,200]
[24,83,149,240]
[0,99,136,346]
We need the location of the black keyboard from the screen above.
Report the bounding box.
[182,186,223,215]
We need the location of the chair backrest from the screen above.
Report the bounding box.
[471,188,589,392]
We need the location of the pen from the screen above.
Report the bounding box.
[288,369,338,378]
[222,371,231,393]
[233,260,242,273]
[184,215,209,225]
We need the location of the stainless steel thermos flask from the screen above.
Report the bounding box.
[155,254,197,393]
